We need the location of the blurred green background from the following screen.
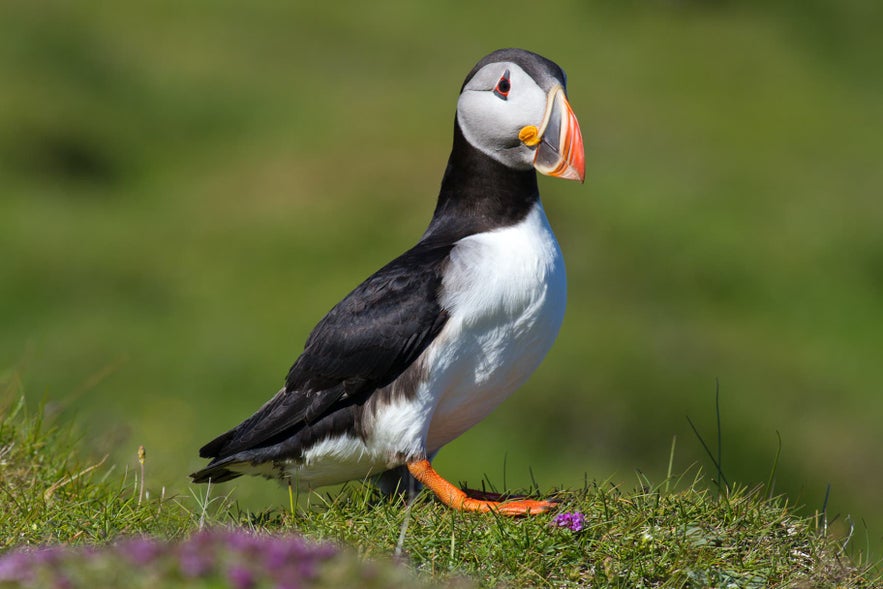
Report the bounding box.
[2,0,881,559]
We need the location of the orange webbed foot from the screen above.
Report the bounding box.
[406,459,556,516]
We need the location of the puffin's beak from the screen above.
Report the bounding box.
[528,86,585,183]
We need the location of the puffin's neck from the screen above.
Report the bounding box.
[422,120,539,243]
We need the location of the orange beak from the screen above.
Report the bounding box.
[531,86,585,183]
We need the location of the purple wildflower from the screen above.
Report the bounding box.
[295,559,317,580]
[118,537,163,566]
[0,550,35,582]
[0,528,344,588]
[226,529,263,554]
[263,537,295,571]
[227,564,255,589]
[178,540,214,578]
[552,511,586,532]
[31,545,66,566]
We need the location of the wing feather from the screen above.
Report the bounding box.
[196,241,453,463]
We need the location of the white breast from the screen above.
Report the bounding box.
[292,201,566,487]
[422,201,566,452]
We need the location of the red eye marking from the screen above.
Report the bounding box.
[493,69,511,100]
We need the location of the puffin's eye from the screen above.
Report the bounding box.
[493,70,511,100]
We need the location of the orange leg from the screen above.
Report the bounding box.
[406,459,556,515]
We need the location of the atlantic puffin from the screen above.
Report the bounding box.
[191,48,585,515]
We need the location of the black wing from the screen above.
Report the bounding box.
[195,240,454,468]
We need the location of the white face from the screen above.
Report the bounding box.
[457,62,549,170]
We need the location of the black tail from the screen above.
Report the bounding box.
[191,427,242,483]
[190,460,242,484]
[198,428,237,459]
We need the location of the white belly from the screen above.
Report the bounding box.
[285,202,565,487]
[423,202,566,452]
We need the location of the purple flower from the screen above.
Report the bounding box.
[0,528,343,588]
[31,545,66,566]
[118,537,163,565]
[231,532,261,552]
[552,511,586,532]
[263,538,295,571]
[178,542,213,578]
[227,565,255,589]
[0,550,35,582]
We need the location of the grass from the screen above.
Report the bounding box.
[1,385,878,588]
[0,393,192,548]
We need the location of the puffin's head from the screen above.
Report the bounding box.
[457,48,585,183]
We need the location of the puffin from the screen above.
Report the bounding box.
[191,48,585,515]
